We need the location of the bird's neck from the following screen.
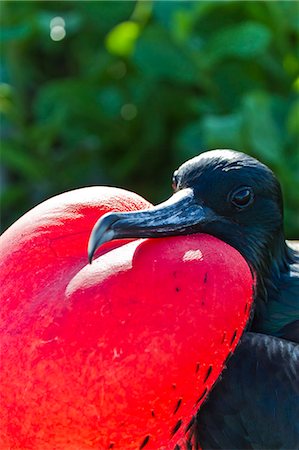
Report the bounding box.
[266,230,291,278]
[251,230,296,338]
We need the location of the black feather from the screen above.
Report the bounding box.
[193,333,299,450]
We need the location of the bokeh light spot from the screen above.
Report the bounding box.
[50,17,65,29]
[121,104,138,121]
[108,61,127,80]
[50,26,66,42]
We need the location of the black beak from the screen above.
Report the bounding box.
[88,188,216,263]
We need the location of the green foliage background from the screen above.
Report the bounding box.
[1,1,299,236]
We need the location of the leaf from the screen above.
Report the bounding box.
[287,100,299,136]
[33,80,102,123]
[105,21,140,57]
[175,120,204,163]
[0,24,32,42]
[133,25,198,84]
[201,113,244,149]
[266,2,299,34]
[153,1,193,29]
[1,143,44,181]
[1,1,298,237]
[77,2,135,33]
[242,91,283,164]
[97,87,124,118]
[205,22,271,64]
[153,1,216,42]
[0,183,29,233]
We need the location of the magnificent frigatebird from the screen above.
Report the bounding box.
[88,149,299,449]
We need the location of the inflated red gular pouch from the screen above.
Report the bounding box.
[0,187,253,449]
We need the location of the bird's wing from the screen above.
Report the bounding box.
[190,332,299,450]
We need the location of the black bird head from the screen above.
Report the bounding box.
[88,149,292,313]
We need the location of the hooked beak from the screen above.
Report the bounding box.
[88,188,216,263]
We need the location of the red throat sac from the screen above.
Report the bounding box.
[0,186,254,450]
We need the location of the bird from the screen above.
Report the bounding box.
[88,149,299,449]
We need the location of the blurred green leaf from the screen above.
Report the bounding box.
[0,24,32,41]
[33,80,102,123]
[0,83,13,99]
[205,22,271,64]
[1,183,28,228]
[134,25,198,84]
[0,83,14,114]
[105,21,140,57]
[1,0,298,237]
[266,2,299,34]
[98,86,124,118]
[175,120,204,162]
[77,1,135,32]
[242,91,283,164]
[202,113,244,149]
[287,100,299,136]
[153,1,193,29]
[1,143,44,180]
[171,2,218,43]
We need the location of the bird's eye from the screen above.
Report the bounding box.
[229,187,254,209]
[172,171,179,191]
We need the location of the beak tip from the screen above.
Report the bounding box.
[87,241,95,264]
[87,228,99,264]
[87,213,119,264]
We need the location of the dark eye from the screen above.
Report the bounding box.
[229,187,254,209]
[172,171,179,190]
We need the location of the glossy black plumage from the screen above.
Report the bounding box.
[169,151,299,343]
[88,149,299,449]
[194,333,299,450]
[192,244,299,450]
